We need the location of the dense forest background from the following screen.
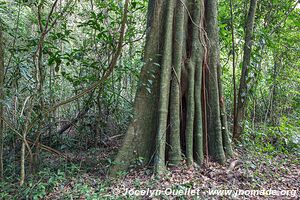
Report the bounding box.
[0,0,299,199]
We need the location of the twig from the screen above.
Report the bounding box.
[27,0,130,137]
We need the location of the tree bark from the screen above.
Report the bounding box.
[205,0,226,164]
[234,0,257,140]
[230,0,238,144]
[168,0,185,166]
[218,63,233,157]
[110,0,232,176]
[109,0,163,174]
[0,22,4,180]
[154,0,175,174]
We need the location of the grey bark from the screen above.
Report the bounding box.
[234,0,258,140]
[0,21,4,179]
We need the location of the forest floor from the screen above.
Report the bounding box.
[1,137,299,199]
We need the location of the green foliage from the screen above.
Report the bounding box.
[0,165,68,199]
[243,115,300,155]
[0,0,299,197]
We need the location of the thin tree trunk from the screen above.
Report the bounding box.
[234,0,257,140]
[32,38,44,174]
[270,57,279,125]
[217,63,233,157]
[0,22,4,179]
[20,107,32,186]
[230,0,238,140]
[20,140,25,185]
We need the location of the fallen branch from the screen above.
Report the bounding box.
[26,139,65,158]
[57,92,94,135]
[226,160,243,173]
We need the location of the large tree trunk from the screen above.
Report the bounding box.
[110,0,232,175]
[234,0,257,140]
[0,22,4,179]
